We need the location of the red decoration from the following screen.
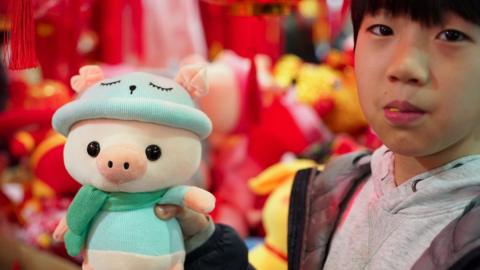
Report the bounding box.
[92,0,143,64]
[34,0,93,83]
[199,1,286,61]
[4,0,38,69]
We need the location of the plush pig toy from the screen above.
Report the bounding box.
[52,65,215,270]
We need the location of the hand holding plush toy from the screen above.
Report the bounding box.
[52,65,215,270]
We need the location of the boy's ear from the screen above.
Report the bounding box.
[71,65,104,94]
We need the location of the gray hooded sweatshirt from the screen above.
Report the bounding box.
[324,145,480,270]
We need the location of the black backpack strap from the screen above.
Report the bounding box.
[288,151,372,270]
[288,167,319,270]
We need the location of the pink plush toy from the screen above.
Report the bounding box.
[52,65,215,270]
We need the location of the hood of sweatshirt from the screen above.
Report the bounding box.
[370,145,480,216]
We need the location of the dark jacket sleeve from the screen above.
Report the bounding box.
[185,224,255,270]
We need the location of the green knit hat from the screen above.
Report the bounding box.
[52,72,212,139]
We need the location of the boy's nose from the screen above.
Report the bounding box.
[386,45,429,86]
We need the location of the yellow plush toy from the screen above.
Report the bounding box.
[248,159,321,270]
[296,64,368,134]
[272,54,304,89]
[273,54,368,135]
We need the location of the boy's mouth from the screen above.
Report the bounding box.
[383,100,426,125]
[384,100,425,113]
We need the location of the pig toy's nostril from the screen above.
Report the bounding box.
[97,147,147,183]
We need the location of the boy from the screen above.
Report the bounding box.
[158,0,480,269]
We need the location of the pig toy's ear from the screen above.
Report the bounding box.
[175,64,208,99]
[70,65,104,94]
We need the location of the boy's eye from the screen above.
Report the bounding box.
[436,29,469,42]
[367,24,394,36]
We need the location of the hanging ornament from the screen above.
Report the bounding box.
[3,0,38,70]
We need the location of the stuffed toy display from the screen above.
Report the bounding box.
[52,65,215,270]
[180,51,264,237]
[182,51,331,237]
[0,75,82,252]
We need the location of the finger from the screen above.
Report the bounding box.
[52,228,65,242]
[53,216,67,241]
[154,204,211,239]
[154,204,181,220]
[82,249,94,270]
[176,208,210,238]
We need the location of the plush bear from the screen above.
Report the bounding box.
[52,65,215,270]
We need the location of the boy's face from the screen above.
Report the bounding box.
[355,11,480,159]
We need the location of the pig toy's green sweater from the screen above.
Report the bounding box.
[65,185,187,257]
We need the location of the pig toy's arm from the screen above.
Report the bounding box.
[183,186,216,214]
[160,186,215,214]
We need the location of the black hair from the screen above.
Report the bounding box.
[351,0,480,42]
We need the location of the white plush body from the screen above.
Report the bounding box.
[64,119,203,270]
[87,249,185,270]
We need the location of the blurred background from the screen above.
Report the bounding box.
[0,0,382,269]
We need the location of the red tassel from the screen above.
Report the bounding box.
[3,0,38,70]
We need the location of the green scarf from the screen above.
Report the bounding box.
[64,185,168,256]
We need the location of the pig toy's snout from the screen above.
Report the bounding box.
[96,146,147,184]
